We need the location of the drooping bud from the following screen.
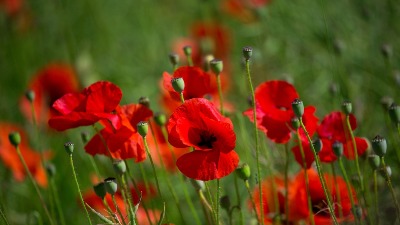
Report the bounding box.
[81,132,90,144]
[388,103,400,124]
[171,77,185,93]
[332,140,343,157]
[154,112,167,126]
[45,163,56,178]
[25,90,35,102]
[242,46,253,60]
[371,135,387,157]
[291,98,304,118]
[341,100,352,115]
[210,59,223,75]
[220,195,231,211]
[64,142,74,155]
[137,121,149,138]
[312,138,323,154]
[104,177,118,195]
[168,53,179,68]
[94,182,107,199]
[8,131,21,147]
[113,160,126,175]
[368,155,381,170]
[235,163,251,181]
[291,117,300,130]
[138,96,150,108]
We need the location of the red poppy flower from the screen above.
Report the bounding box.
[20,64,80,126]
[291,138,337,169]
[290,169,358,224]
[85,104,153,161]
[0,122,49,187]
[244,80,319,144]
[167,98,238,181]
[0,0,22,16]
[48,81,122,131]
[222,0,272,23]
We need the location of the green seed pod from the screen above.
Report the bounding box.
[8,131,21,147]
[379,166,392,178]
[313,138,323,154]
[154,112,167,126]
[183,46,192,57]
[242,46,253,60]
[45,163,56,178]
[235,163,251,181]
[25,90,35,102]
[220,195,231,211]
[94,182,107,199]
[64,142,74,155]
[171,77,185,93]
[113,160,126,175]
[291,98,304,118]
[138,96,150,108]
[137,121,149,138]
[341,100,352,115]
[104,177,118,195]
[169,53,179,67]
[388,103,400,124]
[210,59,223,75]
[371,135,387,157]
[332,140,343,157]
[81,132,90,144]
[368,155,381,170]
[291,117,300,130]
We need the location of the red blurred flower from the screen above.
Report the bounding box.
[20,64,80,126]
[0,122,49,187]
[48,81,122,131]
[167,98,238,181]
[0,0,22,16]
[85,104,153,161]
[222,0,271,23]
[244,80,319,144]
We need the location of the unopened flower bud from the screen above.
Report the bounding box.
[169,53,179,67]
[210,59,223,75]
[8,131,21,147]
[379,166,392,178]
[183,46,192,57]
[45,163,56,178]
[202,54,215,72]
[171,77,185,93]
[368,155,381,170]
[94,182,107,199]
[242,46,253,60]
[342,100,352,115]
[81,132,90,144]
[352,205,363,220]
[104,177,118,195]
[235,163,251,181]
[313,138,323,154]
[25,90,35,102]
[220,195,231,211]
[64,142,74,155]
[137,121,149,137]
[154,112,167,126]
[291,99,304,118]
[291,117,300,130]
[138,96,150,108]
[113,160,126,175]
[332,140,343,157]
[371,135,387,157]
[388,103,400,124]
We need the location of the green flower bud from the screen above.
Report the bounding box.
[220,195,231,211]
[104,177,118,195]
[313,138,323,154]
[64,142,74,155]
[371,135,387,157]
[291,98,304,118]
[341,100,352,115]
[242,46,253,60]
[154,112,167,126]
[137,121,149,138]
[45,163,56,178]
[235,163,251,181]
[94,182,107,199]
[210,59,223,75]
[81,132,90,144]
[113,160,126,175]
[138,96,150,108]
[169,53,179,67]
[368,155,381,170]
[332,140,343,157]
[171,77,185,93]
[202,54,215,72]
[183,46,192,57]
[8,131,21,147]
[25,90,35,102]
[388,103,400,124]
[291,117,300,130]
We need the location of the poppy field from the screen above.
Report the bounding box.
[1,0,400,225]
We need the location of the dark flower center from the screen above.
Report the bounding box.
[312,199,331,217]
[198,131,217,149]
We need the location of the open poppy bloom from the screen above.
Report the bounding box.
[20,63,80,126]
[48,81,122,131]
[167,98,238,181]
[244,80,319,144]
[85,104,153,161]
[0,122,49,187]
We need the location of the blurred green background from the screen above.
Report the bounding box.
[0,0,399,224]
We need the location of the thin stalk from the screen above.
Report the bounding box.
[330,164,343,219]
[299,119,338,225]
[112,195,127,225]
[187,56,193,66]
[142,137,164,201]
[216,179,220,225]
[373,171,380,225]
[0,206,9,225]
[69,154,93,225]
[88,156,101,178]
[103,198,118,224]
[284,144,290,225]
[121,175,136,223]
[338,158,359,225]
[15,146,55,225]
[205,182,217,224]
[245,180,259,223]
[234,176,244,225]
[345,115,364,192]
[216,74,224,115]
[296,130,315,225]
[245,58,264,225]
[86,203,115,225]
[380,157,400,219]
[179,92,185,103]
[50,178,66,225]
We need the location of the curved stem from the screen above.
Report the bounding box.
[216,179,220,225]
[50,178,66,225]
[143,137,164,201]
[299,119,338,225]
[284,144,290,225]
[380,157,400,220]
[112,195,127,225]
[245,180,260,223]
[338,158,359,225]
[234,176,244,225]
[373,170,380,225]
[0,206,9,225]
[245,58,264,225]
[330,164,343,219]
[216,74,224,115]
[345,115,364,191]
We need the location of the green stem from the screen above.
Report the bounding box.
[69,154,93,225]
[50,178,66,225]
[245,180,259,223]
[380,157,400,220]
[284,144,290,225]
[179,92,185,103]
[15,146,55,225]
[103,198,118,224]
[0,206,9,225]
[373,170,380,225]
[234,176,244,225]
[338,158,359,225]
[345,115,364,191]
[245,58,264,225]
[216,179,220,225]
[86,203,114,225]
[187,56,193,66]
[143,137,164,201]
[205,182,217,224]
[216,74,224,115]
[296,130,315,225]
[112,195,127,225]
[330,164,343,219]
[88,156,101,178]
[299,119,338,225]
[121,175,136,224]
